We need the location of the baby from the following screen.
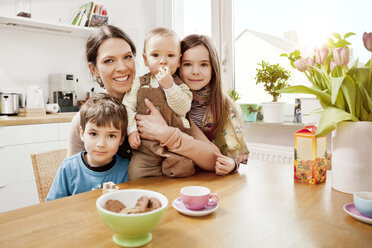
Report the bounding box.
[123,27,194,180]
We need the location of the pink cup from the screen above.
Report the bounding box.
[180,186,219,210]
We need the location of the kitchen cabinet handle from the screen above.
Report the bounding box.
[0,184,6,188]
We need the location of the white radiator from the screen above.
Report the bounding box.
[246,142,294,165]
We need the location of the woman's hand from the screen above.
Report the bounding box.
[136,98,169,141]
[214,152,235,175]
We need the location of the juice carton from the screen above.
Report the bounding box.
[294,125,327,184]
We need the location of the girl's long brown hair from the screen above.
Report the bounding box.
[180,34,231,140]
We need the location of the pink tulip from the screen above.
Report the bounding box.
[333,47,350,66]
[330,61,336,71]
[306,57,315,67]
[294,58,308,72]
[363,32,372,52]
[294,57,314,72]
[314,46,329,64]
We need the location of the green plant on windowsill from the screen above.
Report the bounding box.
[279,32,372,137]
[255,61,291,102]
[228,88,241,102]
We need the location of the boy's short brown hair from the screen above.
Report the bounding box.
[80,93,128,137]
[143,27,180,54]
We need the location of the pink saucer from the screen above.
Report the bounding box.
[343,202,372,225]
[172,198,218,217]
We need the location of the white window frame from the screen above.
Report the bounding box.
[172,0,234,91]
[211,0,234,91]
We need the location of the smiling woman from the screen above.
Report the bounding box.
[86,25,137,102]
[68,25,137,158]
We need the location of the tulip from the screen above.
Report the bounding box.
[305,57,315,67]
[294,58,308,72]
[294,57,314,72]
[333,47,350,66]
[314,46,329,64]
[363,32,372,52]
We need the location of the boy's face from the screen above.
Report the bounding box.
[143,35,181,76]
[80,121,124,167]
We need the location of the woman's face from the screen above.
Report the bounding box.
[89,38,135,101]
[180,45,212,91]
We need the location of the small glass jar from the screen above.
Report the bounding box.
[15,0,32,18]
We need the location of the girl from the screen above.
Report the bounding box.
[178,34,249,174]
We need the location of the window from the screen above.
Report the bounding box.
[173,0,211,39]
[173,0,234,91]
[233,0,372,104]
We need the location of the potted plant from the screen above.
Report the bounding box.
[229,88,260,122]
[255,61,291,123]
[279,32,372,194]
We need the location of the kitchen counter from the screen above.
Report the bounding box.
[0,112,76,126]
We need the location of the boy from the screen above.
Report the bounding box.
[46,94,129,201]
[123,27,195,180]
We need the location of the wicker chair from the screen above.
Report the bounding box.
[31,148,67,203]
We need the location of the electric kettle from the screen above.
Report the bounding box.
[26,85,44,109]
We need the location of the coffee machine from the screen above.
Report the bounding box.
[48,73,79,112]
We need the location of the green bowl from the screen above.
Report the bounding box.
[96,189,168,247]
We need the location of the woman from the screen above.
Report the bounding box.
[68,25,220,173]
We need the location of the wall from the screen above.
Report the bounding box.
[0,0,171,104]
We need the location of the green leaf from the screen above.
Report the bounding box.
[359,105,369,120]
[367,112,372,121]
[358,84,372,117]
[326,38,335,47]
[277,85,331,105]
[315,107,358,137]
[334,89,346,111]
[331,76,344,104]
[312,67,330,90]
[331,65,343,77]
[355,85,361,119]
[280,53,288,57]
[344,32,356,38]
[365,59,371,67]
[340,75,356,116]
[346,59,359,78]
[335,40,350,48]
[355,67,371,93]
[333,33,341,39]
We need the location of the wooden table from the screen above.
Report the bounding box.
[0,161,371,247]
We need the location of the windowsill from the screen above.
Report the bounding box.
[243,121,305,127]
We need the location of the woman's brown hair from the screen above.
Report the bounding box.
[86,25,136,88]
[180,34,232,140]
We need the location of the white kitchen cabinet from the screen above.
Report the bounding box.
[0,122,71,213]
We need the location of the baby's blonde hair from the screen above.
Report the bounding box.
[143,27,180,54]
